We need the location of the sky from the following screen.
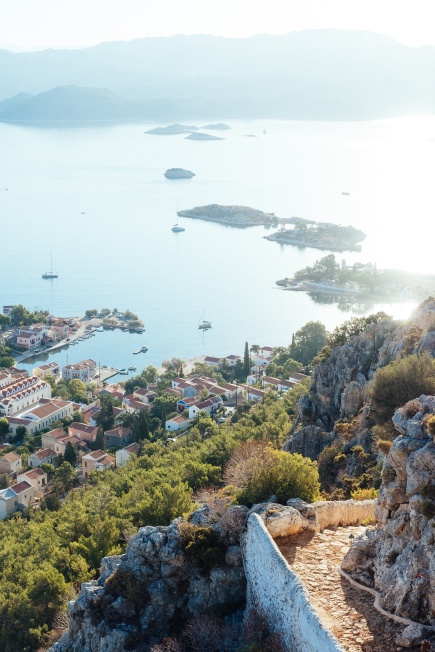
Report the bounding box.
[1,0,435,51]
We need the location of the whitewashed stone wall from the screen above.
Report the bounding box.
[243,514,344,652]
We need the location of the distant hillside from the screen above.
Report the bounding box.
[2,30,435,121]
[0,86,211,122]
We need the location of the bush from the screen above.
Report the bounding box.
[420,500,435,520]
[184,527,225,570]
[376,439,392,455]
[351,487,378,500]
[425,415,435,438]
[224,441,320,506]
[368,353,435,424]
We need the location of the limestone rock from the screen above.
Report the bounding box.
[249,503,308,538]
[342,395,435,624]
[50,509,247,652]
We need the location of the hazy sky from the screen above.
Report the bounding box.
[2,0,435,50]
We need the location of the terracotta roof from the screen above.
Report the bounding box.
[84,450,106,460]
[44,428,68,440]
[27,401,66,419]
[21,468,46,480]
[204,356,221,363]
[105,426,132,438]
[70,422,97,434]
[32,448,56,460]
[261,346,274,351]
[225,355,241,360]
[11,480,33,495]
[123,443,140,454]
[2,451,20,463]
[177,396,198,406]
[168,415,190,424]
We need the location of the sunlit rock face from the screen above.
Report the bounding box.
[50,506,247,652]
[342,395,435,624]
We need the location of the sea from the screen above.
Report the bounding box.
[1,116,435,377]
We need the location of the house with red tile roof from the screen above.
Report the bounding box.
[116,442,140,467]
[188,396,222,419]
[165,414,191,432]
[0,451,22,475]
[10,480,35,509]
[104,426,133,449]
[82,450,115,478]
[68,422,98,443]
[17,468,48,493]
[29,448,57,468]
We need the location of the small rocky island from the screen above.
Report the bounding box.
[145,123,198,135]
[202,123,231,130]
[185,132,224,141]
[266,219,366,252]
[177,204,279,227]
[164,168,196,179]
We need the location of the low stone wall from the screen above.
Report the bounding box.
[307,499,376,531]
[243,514,344,652]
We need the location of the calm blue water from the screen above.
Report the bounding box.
[1,117,434,375]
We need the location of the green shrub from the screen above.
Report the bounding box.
[184,527,225,570]
[351,487,378,500]
[420,500,435,520]
[376,439,392,455]
[368,353,435,424]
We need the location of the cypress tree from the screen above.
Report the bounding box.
[243,341,250,378]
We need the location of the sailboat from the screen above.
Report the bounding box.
[42,254,58,279]
[172,213,185,232]
[198,309,212,330]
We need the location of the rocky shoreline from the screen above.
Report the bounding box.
[177,204,279,227]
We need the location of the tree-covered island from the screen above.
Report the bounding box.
[277,253,435,301]
[265,219,366,252]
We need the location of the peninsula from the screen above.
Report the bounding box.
[277,253,435,302]
[177,204,279,227]
[265,219,366,252]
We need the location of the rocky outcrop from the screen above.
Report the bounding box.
[164,168,195,179]
[51,506,247,652]
[283,425,335,460]
[342,395,435,624]
[289,298,435,437]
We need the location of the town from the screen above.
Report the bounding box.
[0,306,309,519]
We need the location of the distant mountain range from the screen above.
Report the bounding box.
[1,30,435,122]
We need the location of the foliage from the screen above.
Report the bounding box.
[85,309,98,318]
[0,384,309,650]
[243,342,250,377]
[350,487,378,500]
[369,353,435,424]
[0,356,15,369]
[9,304,48,327]
[184,527,225,570]
[0,418,9,437]
[290,321,328,366]
[224,441,320,505]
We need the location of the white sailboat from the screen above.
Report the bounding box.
[42,253,58,279]
[198,309,212,330]
[172,213,185,232]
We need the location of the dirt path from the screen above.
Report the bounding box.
[276,526,405,652]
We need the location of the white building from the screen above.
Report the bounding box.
[7,398,74,436]
[165,415,191,432]
[116,442,140,467]
[0,375,51,416]
[62,359,96,382]
[16,323,48,350]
